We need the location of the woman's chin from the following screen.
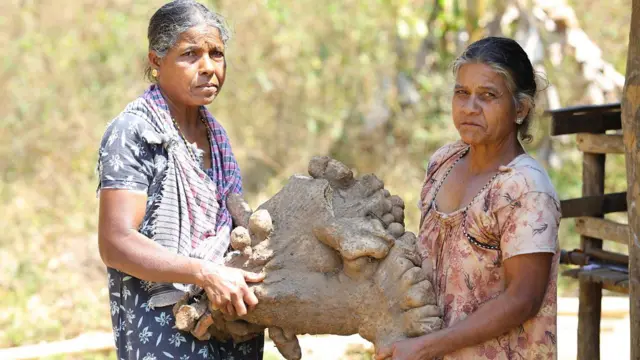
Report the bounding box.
[189,93,218,106]
[458,132,484,146]
[202,94,218,104]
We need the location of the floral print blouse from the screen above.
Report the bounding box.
[418,141,561,360]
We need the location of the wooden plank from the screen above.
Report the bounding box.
[576,133,625,154]
[606,281,630,294]
[621,1,640,357]
[580,269,629,293]
[546,103,621,120]
[560,192,627,218]
[562,268,581,278]
[578,268,628,286]
[575,217,631,245]
[550,104,622,135]
[552,111,621,135]
[561,248,629,266]
[587,249,630,265]
[578,152,605,360]
[563,268,629,294]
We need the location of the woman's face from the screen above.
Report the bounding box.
[452,63,524,146]
[150,25,226,107]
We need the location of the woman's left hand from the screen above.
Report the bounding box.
[375,336,435,360]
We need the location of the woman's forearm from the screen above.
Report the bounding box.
[425,291,535,357]
[98,189,211,286]
[99,229,206,286]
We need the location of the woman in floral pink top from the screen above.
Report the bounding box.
[377,37,560,360]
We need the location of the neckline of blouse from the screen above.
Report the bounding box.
[429,146,529,218]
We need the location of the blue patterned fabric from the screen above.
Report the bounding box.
[107,268,264,360]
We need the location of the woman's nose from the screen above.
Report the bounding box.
[200,54,215,75]
[462,95,480,114]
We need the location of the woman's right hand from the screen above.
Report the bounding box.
[196,261,265,317]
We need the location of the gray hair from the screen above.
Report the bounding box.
[452,37,539,143]
[145,0,231,82]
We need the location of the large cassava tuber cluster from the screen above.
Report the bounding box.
[172,156,443,359]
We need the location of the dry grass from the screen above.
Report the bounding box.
[0,0,632,351]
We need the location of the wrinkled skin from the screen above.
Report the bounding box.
[174,157,442,359]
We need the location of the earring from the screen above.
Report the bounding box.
[515,117,524,125]
[151,69,158,78]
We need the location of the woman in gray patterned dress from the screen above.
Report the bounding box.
[97,1,265,359]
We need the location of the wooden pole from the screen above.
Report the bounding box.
[622,1,640,358]
[578,152,605,360]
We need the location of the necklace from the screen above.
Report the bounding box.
[430,147,501,251]
[171,114,212,169]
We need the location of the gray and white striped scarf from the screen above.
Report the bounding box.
[121,85,242,308]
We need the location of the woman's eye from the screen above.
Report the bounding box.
[483,92,496,98]
[212,50,224,59]
[183,50,195,57]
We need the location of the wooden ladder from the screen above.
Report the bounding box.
[549,103,630,360]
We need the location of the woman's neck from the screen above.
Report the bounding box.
[467,135,524,175]
[158,86,202,132]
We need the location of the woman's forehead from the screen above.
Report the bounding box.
[177,25,223,48]
[456,63,507,89]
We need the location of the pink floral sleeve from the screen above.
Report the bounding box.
[499,191,561,260]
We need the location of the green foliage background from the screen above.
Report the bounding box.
[0,0,632,355]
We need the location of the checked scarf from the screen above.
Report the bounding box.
[121,84,242,307]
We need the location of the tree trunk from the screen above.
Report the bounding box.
[622,1,640,359]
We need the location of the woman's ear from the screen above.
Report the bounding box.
[516,98,532,122]
[148,51,161,72]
